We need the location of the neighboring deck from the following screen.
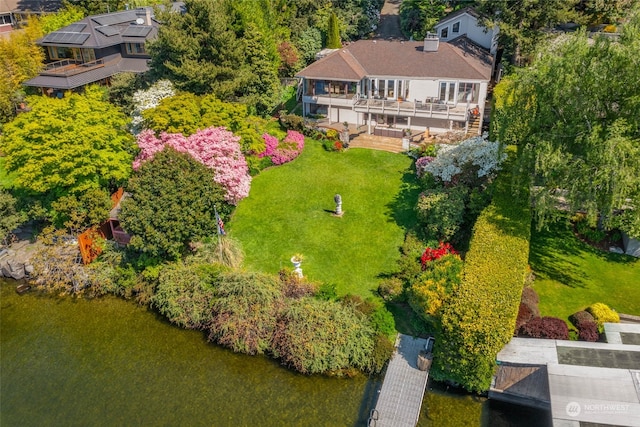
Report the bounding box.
[369,334,431,427]
[491,323,640,427]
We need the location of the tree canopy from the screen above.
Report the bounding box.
[1,86,135,200]
[0,17,44,124]
[493,9,640,236]
[120,147,228,260]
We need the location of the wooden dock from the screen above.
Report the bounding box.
[368,334,432,427]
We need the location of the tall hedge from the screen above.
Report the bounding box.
[431,157,531,393]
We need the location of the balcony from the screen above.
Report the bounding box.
[41,58,105,77]
[352,96,467,120]
[302,93,356,108]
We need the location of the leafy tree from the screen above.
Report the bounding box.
[327,12,342,48]
[493,11,640,236]
[476,0,581,63]
[277,41,301,77]
[399,0,447,41]
[0,17,44,124]
[40,5,85,34]
[0,190,25,245]
[578,0,637,25]
[296,27,322,65]
[49,188,113,234]
[119,147,228,260]
[1,86,135,200]
[143,92,268,153]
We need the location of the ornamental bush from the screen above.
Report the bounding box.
[586,302,620,329]
[273,298,375,374]
[153,262,225,330]
[209,271,284,355]
[569,310,596,329]
[432,154,531,393]
[577,321,599,342]
[130,79,175,134]
[416,186,466,241]
[408,253,463,326]
[519,317,569,340]
[133,127,251,205]
[515,302,537,331]
[424,134,506,186]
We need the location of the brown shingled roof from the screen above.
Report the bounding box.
[296,38,492,81]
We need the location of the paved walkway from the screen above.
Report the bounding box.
[375,0,405,40]
[370,334,431,427]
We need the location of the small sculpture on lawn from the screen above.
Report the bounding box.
[334,194,343,217]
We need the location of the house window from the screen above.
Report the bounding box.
[387,79,395,98]
[48,46,72,60]
[440,27,448,38]
[82,48,96,62]
[125,43,146,55]
[314,81,327,95]
[457,82,479,103]
[0,14,11,25]
[452,22,460,33]
[439,81,455,103]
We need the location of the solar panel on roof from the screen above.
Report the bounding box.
[92,11,137,26]
[122,25,151,37]
[65,23,87,32]
[42,32,90,45]
[96,26,120,37]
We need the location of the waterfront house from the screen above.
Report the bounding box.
[295,8,499,137]
[22,5,173,95]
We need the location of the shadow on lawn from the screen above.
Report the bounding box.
[529,223,589,288]
[385,168,421,231]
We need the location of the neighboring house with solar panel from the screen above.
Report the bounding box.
[23,5,172,94]
[0,0,62,34]
[295,8,499,137]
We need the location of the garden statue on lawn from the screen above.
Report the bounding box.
[334,194,343,217]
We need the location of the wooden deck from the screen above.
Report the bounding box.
[368,334,431,427]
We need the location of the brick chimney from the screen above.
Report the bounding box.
[424,32,439,52]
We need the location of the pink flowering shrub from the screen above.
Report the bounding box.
[260,133,279,158]
[134,127,251,205]
[259,130,305,166]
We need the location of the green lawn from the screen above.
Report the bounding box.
[229,140,420,297]
[529,219,640,321]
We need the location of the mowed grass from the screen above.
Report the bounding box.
[529,219,640,321]
[229,140,419,297]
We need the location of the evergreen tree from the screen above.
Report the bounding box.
[327,12,342,48]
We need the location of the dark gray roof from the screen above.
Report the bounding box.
[435,7,484,27]
[296,37,493,82]
[36,7,159,49]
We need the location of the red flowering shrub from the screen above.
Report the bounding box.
[420,242,458,269]
[519,316,569,340]
[334,141,343,151]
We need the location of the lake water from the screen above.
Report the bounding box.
[0,280,551,426]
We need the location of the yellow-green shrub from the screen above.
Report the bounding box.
[432,155,531,393]
[586,302,620,328]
